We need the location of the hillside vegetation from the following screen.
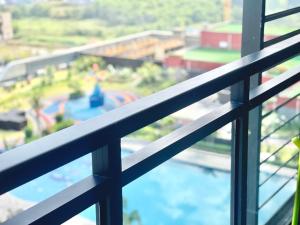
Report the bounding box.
[5,0,222,47]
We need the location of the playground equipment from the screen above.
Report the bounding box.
[89,84,104,108]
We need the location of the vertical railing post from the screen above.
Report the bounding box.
[231,78,250,225]
[92,139,123,225]
[241,1,265,225]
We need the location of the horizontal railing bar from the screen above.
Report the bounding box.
[264,29,300,47]
[262,92,300,119]
[261,112,300,142]
[260,139,292,165]
[264,7,300,22]
[1,175,109,225]
[264,194,295,225]
[121,66,300,186]
[122,102,242,186]
[259,172,297,210]
[249,65,300,111]
[0,34,300,195]
[259,152,298,187]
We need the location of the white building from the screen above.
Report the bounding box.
[0,12,13,41]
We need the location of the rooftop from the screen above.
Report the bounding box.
[171,47,300,67]
[182,48,240,63]
[212,23,298,36]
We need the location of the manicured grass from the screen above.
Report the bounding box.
[183,48,240,63]
[182,47,300,67]
[213,23,297,36]
[213,23,242,33]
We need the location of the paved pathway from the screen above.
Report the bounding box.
[122,139,297,177]
[0,194,94,225]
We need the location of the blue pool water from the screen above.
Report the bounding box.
[39,95,295,224]
[10,151,295,225]
[44,101,60,114]
[65,96,115,121]
[44,95,120,121]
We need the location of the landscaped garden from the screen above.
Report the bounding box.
[0,56,186,152]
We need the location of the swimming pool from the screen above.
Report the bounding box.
[64,96,110,121]
[43,91,136,122]
[10,150,295,225]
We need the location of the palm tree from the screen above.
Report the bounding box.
[123,198,142,225]
[31,86,43,135]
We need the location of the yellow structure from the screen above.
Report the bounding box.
[223,0,232,22]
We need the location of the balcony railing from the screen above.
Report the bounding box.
[0,32,299,225]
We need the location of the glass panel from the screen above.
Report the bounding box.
[64,212,96,225]
[123,123,232,225]
[259,84,300,225]
[0,153,94,223]
[264,13,300,40]
[266,0,300,15]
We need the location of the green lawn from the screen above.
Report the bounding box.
[213,23,297,36]
[182,47,300,67]
[183,48,240,63]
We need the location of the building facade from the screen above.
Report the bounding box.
[0,12,13,41]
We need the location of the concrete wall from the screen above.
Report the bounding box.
[184,60,223,71]
[164,55,223,72]
[163,55,184,68]
[200,31,242,50]
[200,31,277,50]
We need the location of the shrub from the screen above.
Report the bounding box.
[24,126,33,139]
[52,119,74,132]
[55,114,64,123]
[69,90,84,100]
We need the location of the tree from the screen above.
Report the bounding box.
[73,56,105,73]
[67,68,73,81]
[24,125,40,143]
[68,79,84,100]
[52,113,74,132]
[46,66,55,85]
[136,63,163,87]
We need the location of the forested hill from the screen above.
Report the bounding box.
[0,0,298,48]
[10,0,223,28]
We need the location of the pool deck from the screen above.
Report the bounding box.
[122,139,297,177]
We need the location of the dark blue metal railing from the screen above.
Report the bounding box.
[0,33,299,225]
